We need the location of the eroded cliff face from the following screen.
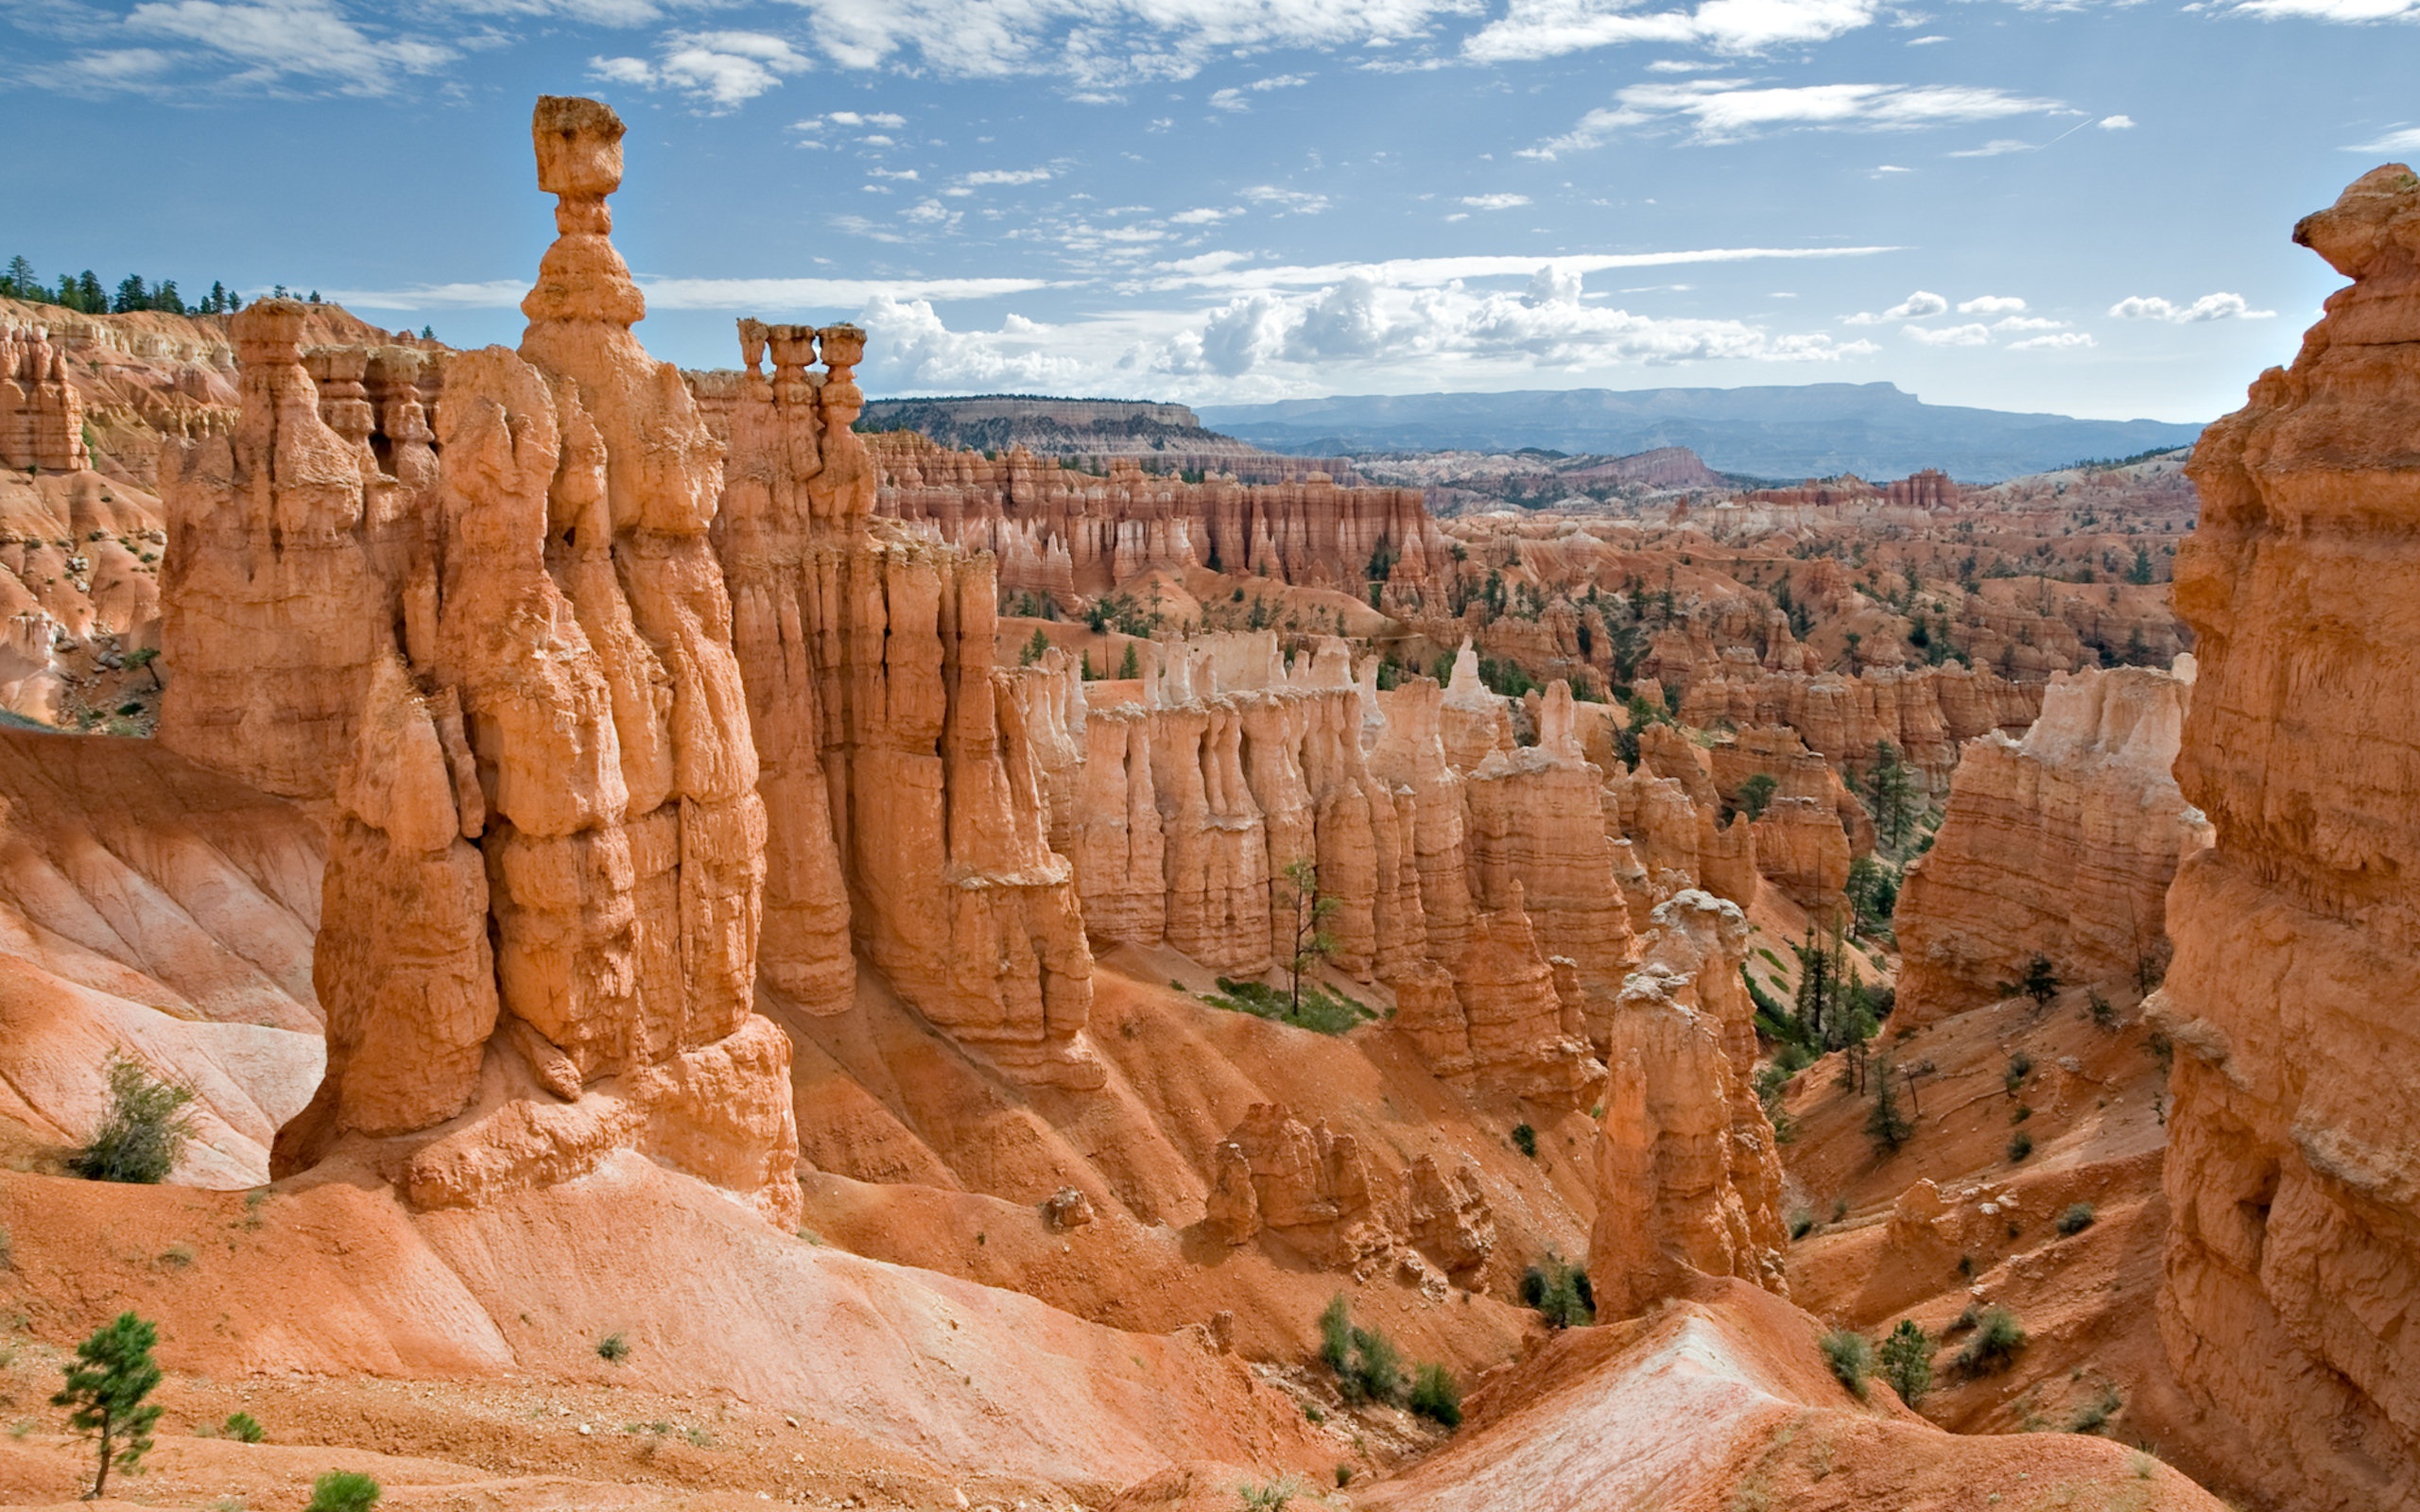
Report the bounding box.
[712,321,1102,1089]
[2153,163,2420,1512]
[859,430,1448,603]
[1,322,90,473]
[157,96,800,1227]
[1895,661,2210,1022]
[1588,890,1789,1317]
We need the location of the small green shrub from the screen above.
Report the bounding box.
[2012,1104,2032,1124]
[1317,1297,1405,1406]
[1409,1362,1462,1428]
[596,1332,630,1363]
[2007,1131,2034,1162]
[1954,1308,2028,1375]
[1877,1319,1933,1406]
[1788,1208,1815,1241]
[222,1412,265,1444]
[1819,1329,1873,1399]
[1519,1254,1594,1329]
[2088,990,2117,1029]
[2003,1051,2033,1097]
[1235,1475,1307,1512]
[68,1055,196,1185]
[305,1472,382,1512]
[2057,1202,2097,1236]
[1510,1123,1537,1159]
[1206,976,1371,1036]
[1333,1463,1353,1487]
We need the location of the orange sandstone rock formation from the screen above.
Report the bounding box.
[1588,890,1789,1317]
[2154,163,2420,1512]
[157,96,801,1227]
[864,431,1447,601]
[1,321,90,473]
[1895,661,2208,1021]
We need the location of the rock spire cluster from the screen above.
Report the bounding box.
[1,322,90,472]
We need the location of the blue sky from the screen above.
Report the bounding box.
[5,0,2415,421]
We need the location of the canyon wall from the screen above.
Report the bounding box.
[1896,661,2209,1021]
[862,430,1448,601]
[2153,163,2420,1512]
[157,97,802,1226]
[1,321,90,473]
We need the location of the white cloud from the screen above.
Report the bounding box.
[825,110,906,127]
[1947,138,2035,157]
[589,29,810,108]
[962,167,1052,185]
[2345,125,2420,152]
[118,0,453,94]
[1209,87,1249,111]
[1843,289,1946,324]
[1905,32,1946,42]
[1958,294,2025,313]
[2229,0,2420,22]
[2097,114,2135,129]
[1904,321,1990,346]
[780,0,1461,89]
[2010,332,2095,350]
[1167,207,1233,224]
[1240,184,1332,215]
[1991,315,2066,331]
[1465,0,1884,62]
[1461,193,1532,209]
[1148,244,1900,295]
[1523,79,2063,155]
[2109,292,2276,323]
[1872,163,1912,174]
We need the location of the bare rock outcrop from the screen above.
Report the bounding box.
[1,322,91,473]
[1589,890,1789,1317]
[1203,1103,1389,1267]
[713,320,1101,1088]
[1896,661,2209,1022]
[157,96,801,1227]
[2152,163,2420,1512]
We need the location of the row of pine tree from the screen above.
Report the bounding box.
[2,255,326,317]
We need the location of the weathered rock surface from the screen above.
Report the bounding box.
[713,320,1101,1088]
[157,96,800,1226]
[2153,163,2420,1512]
[1,321,91,473]
[1896,661,2209,1021]
[1588,890,1789,1318]
[858,431,1447,601]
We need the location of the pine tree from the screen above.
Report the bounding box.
[153,280,184,315]
[113,273,149,313]
[2,255,34,301]
[1117,642,1140,679]
[207,281,230,315]
[1877,1319,1933,1405]
[1866,1056,1914,1153]
[77,270,105,311]
[1864,740,1916,854]
[51,1312,164,1499]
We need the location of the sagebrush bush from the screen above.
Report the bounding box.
[1954,1308,2028,1375]
[1316,1296,1405,1406]
[2057,1202,2096,1236]
[68,1056,195,1185]
[2006,1131,2034,1162]
[222,1412,264,1444]
[1510,1123,1538,1159]
[1519,1254,1594,1329]
[1819,1329,1873,1399]
[596,1332,630,1363]
[1409,1362,1461,1428]
[305,1472,381,1512]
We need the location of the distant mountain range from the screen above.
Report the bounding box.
[1195,384,2204,483]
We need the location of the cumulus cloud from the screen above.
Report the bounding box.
[1465,0,1884,61]
[1904,321,1990,346]
[1957,294,2025,313]
[2097,113,2135,129]
[1167,207,1233,224]
[1842,289,1946,324]
[333,274,1053,311]
[1522,79,2063,154]
[109,0,453,94]
[1991,315,2066,331]
[2010,332,2095,350]
[1947,138,2035,157]
[1461,193,1532,209]
[962,167,1053,185]
[2108,292,2276,322]
[590,29,809,108]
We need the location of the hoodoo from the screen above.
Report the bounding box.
[2153,163,2420,1512]
[156,95,802,1224]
